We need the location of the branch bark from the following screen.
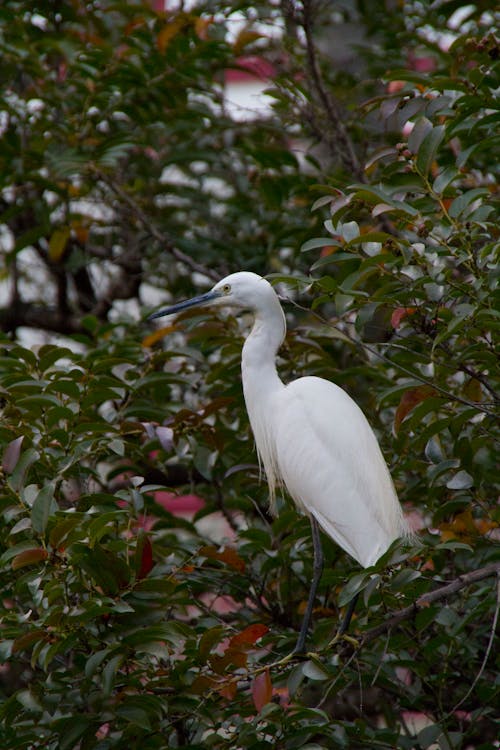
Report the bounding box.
[0,301,85,336]
[93,168,219,282]
[300,0,364,180]
[360,561,500,646]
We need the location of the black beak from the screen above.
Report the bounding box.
[148,290,221,321]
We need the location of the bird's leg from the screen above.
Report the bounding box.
[339,591,359,635]
[329,592,360,648]
[294,516,324,655]
[264,518,323,668]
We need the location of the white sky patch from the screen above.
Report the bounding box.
[224,79,273,121]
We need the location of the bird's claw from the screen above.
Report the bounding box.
[265,652,296,670]
[328,632,360,649]
[264,647,316,670]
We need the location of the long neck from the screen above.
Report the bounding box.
[241,298,286,402]
[241,296,286,508]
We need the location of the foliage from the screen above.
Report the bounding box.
[1,1,499,749]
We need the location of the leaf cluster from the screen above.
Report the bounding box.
[1,2,499,749]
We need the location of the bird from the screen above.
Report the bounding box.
[149,271,409,654]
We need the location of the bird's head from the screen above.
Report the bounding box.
[148,271,277,321]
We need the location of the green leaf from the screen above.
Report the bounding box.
[38,345,75,372]
[448,188,489,218]
[301,237,339,252]
[7,447,40,492]
[17,394,62,409]
[84,647,115,679]
[417,724,442,748]
[338,572,379,606]
[198,626,225,661]
[123,623,189,648]
[58,717,94,750]
[31,483,58,534]
[389,568,422,591]
[432,166,459,195]
[340,221,359,242]
[408,116,433,153]
[416,124,445,176]
[49,515,84,549]
[102,654,124,697]
[116,707,151,730]
[302,659,329,681]
[446,470,474,490]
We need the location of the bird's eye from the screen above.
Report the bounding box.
[222,284,231,294]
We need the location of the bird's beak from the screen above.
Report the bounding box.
[148,289,221,320]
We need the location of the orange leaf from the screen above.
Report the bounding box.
[142,324,177,347]
[440,510,483,543]
[252,669,272,712]
[199,545,245,573]
[190,674,217,694]
[209,646,248,674]
[229,624,268,648]
[463,377,483,402]
[476,519,497,536]
[218,679,237,700]
[71,218,90,244]
[12,548,48,571]
[394,386,436,433]
[48,226,70,262]
[391,307,416,329]
[202,397,234,418]
[125,17,146,35]
[194,16,212,40]
[232,29,264,55]
[157,16,188,53]
[320,245,338,257]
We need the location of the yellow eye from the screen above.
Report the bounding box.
[222,284,231,294]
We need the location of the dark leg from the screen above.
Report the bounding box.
[338,591,359,636]
[294,516,323,654]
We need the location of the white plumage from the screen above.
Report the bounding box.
[150,270,409,648]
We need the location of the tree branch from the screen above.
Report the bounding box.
[0,301,85,336]
[93,168,219,282]
[360,562,500,646]
[300,0,364,180]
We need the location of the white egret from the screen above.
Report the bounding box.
[150,272,409,653]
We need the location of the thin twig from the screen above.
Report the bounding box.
[301,0,363,179]
[93,167,219,281]
[360,562,500,646]
[282,295,497,418]
[446,570,500,718]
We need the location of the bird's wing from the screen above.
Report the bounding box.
[273,376,405,567]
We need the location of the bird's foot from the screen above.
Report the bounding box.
[263,646,316,671]
[328,632,360,649]
[268,652,295,669]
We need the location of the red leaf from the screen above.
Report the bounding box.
[391,307,416,329]
[229,624,268,648]
[138,535,154,579]
[11,548,48,571]
[394,386,436,433]
[209,646,248,674]
[2,436,24,473]
[218,679,237,700]
[252,669,272,712]
[135,532,154,579]
[12,630,48,653]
